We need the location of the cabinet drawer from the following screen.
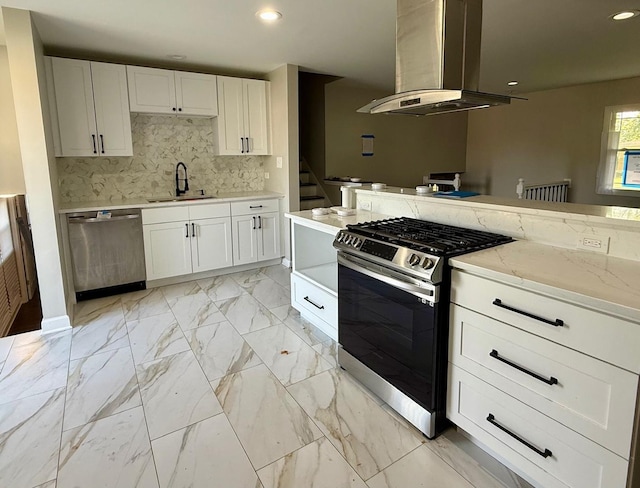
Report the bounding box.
[142,206,189,224]
[188,202,231,221]
[451,270,640,373]
[450,305,638,458]
[231,199,279,216]
[448,365,629,488]
[291,274,337,328]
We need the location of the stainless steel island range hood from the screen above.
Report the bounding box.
[358,0,511,116]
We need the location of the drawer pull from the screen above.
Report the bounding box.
[490,349,558,386]
[304,296,325,310]
[492,298,564,327]
[486,413,553,459]
[249,205,264,209]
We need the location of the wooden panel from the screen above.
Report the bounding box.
[4,252,22,314]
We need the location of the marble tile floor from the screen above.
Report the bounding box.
[0,265,533,488]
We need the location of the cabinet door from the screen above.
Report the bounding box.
[216,76,244,155]
[244,79,270,155]
[231,215,258,265]
[191,217,233,273]
[91,62,133,156]
[175,72,218,116]
[257,212,280,261]
[143,222,192,281]
[51,57,98,157]
[127,66,176,114]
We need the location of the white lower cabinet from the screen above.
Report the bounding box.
[231,212,280,264]
[448,269,640,488]
[291,273,337,340]
[448,365,629,488]
[231,202,281,265]
[142,204,233,281]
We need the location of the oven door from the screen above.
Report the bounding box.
[337,251,440,411]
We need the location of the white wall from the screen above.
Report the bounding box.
[0,45,26,195]
[324,79,468,188]
[265,64,299,262]
[466,76,640,207]
[3,7,70,331]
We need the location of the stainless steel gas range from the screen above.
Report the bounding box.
[333,217,512,438]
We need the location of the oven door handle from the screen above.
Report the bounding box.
[338,253,438,304]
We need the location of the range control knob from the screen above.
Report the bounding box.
[421,258,434,269]
[336,233,345,243]
[407,254,421,266]
[353,238,361,247]
[345,235,354,245]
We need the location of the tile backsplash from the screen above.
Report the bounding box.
[57,114,266,203]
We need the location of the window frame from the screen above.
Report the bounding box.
[596,104,640,196]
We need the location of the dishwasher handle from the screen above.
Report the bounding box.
[68,214,140,224]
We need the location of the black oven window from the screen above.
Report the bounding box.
[338,265,438,409]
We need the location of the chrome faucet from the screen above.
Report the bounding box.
[175,162,189,196]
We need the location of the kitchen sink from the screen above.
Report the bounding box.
[147,195,216,203]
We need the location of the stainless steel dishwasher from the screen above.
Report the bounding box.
[68,208,146,300]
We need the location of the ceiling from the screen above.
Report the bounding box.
[0,0,639,94]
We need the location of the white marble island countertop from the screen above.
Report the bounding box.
[285,209,392,235]
[58,191,284,214]
[450,240,640,323]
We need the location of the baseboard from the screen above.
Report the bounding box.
[41,314,71,333]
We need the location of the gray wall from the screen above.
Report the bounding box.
[466,76,640,207]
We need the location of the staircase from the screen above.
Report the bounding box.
[299,162,329,210]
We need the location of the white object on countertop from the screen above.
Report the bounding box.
[341,186,356,209]
[371,183,387,191]
[330,206,357,216]
[350,177,362,182]
[416,185,432,194]
[311,207,330,216]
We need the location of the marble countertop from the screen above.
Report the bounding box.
[285,209,392,235]
[450,240,640,323]
[58,191,284,214]
[356,187,640,229]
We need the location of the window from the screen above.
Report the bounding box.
[597,105,640,195]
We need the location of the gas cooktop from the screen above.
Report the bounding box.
[333,217,512,284]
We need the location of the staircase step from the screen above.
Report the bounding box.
[300,183,316,187]
[300,196,325,201]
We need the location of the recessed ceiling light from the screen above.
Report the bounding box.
[507,81,519,86]
[257,9,282,22]
[612,10,639,21]
[167,54,187,60]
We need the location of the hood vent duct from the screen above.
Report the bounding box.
[358,0,512,116]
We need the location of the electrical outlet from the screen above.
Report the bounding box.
[264,172,270,179]
[577,234,609,254]
[276,157,283,168]
[360,201,372,211]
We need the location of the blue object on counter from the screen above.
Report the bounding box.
[433,191,480,199]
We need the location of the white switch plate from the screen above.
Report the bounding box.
[264,172,270,179]
[577,234,609,254]
[276,157,283,168]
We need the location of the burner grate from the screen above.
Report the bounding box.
[347,217,512,255]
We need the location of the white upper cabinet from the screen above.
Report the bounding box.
[216,76,270,155]
[50,57,132,157]
[127,66,218,117]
